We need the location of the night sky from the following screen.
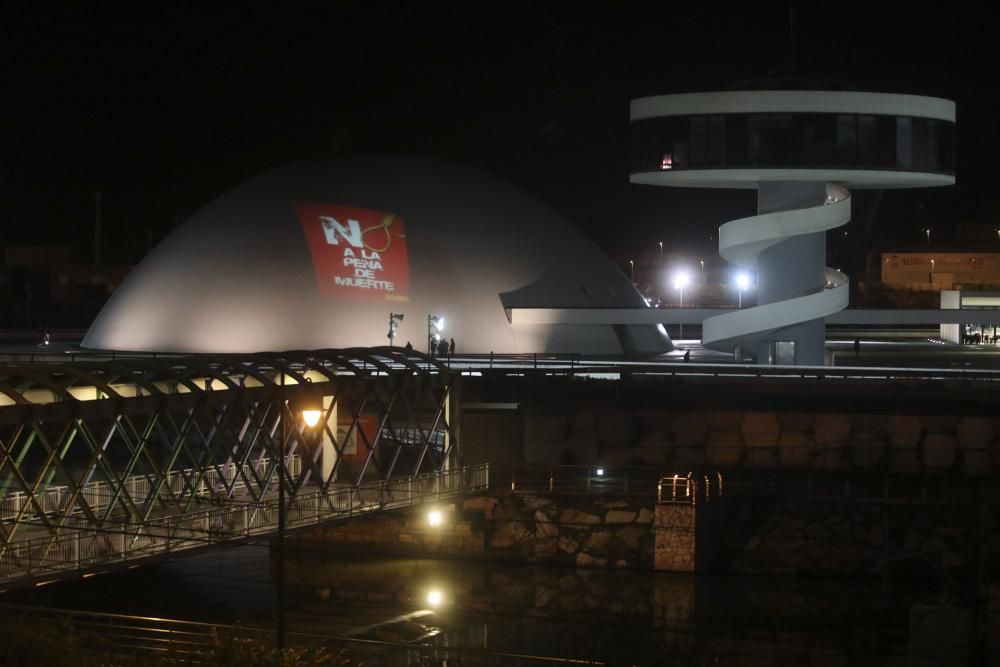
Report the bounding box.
[6,4,1000,266]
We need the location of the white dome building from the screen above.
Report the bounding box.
[83,157,671,355]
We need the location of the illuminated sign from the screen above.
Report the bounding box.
[294,202,410,302]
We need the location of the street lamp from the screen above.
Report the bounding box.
[277,387,324,652]
[658,241,663,255]
[387,312,404,346]
[672,270,691,307]
[672,270,691,339]
[925,228,931,247]
[427,315,445,356]
[930,258,935,284]
[735,272,751,309]
[628,259,635,281]
[699,260,705,282]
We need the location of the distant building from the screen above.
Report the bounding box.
[939,289,1000,345]
[1,245,130,328]
[881,253,1000,289]
[631,87,956,365]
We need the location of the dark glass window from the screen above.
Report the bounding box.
[707,115,726,165]
[689,116,707,166]
[896,117,913,170]
[748,114,768,164]
[769,114,794,165]
[836,115,857,164]
[630,112,955,175]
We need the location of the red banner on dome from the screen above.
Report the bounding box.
[294,202,410,302]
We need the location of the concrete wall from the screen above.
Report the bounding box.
[461,377,1000,476]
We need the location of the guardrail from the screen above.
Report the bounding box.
[499,464,662,496]
[657,473,724,505]
[6,345,1000,385]
[489,464,990,507]
[1,456,303,522]
[0,464,489,586]
[0,602,603,666]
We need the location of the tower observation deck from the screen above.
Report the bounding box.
[630,90,956,365]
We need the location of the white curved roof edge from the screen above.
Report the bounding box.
[720,186,851,267]
[631,91,956,122]
[702,281,850,352]
[631,169,955,190]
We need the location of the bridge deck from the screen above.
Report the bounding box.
[0,464,488,589]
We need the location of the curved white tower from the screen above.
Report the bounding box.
[630,90,956,365]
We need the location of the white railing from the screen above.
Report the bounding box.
[0,464,489,583]
[0,456,303,522]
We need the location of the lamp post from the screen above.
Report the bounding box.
[735,272,751,309]
[930,258,935,284]
[276,386,323,653]
[387,312,404,346]
[699,260,705,283]
[925,228,931,248]
[672,270,691,339]
[658,241,663,255]
[427,314,444,356]
[628,259,635,281]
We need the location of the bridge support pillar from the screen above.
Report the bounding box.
[322,395,338,483]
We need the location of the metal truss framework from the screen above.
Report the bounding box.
[0,348,467,586]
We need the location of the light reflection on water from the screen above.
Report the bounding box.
[6,543,995,665]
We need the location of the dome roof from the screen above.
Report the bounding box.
[83,157,669,355]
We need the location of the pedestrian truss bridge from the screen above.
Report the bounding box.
[0,348,483,589]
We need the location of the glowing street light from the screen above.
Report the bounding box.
[427,509,443,527]
[672,270,691,340]
[427,314,445,355]
[672,270,691,306]
[930,258,935,284]
[925,228,931,247]
[658,241,663,255]
[734,272,751,309]
[277,388,324,651]
[628,259,635,281]
[426,589,443,607]
[699,259,705,282]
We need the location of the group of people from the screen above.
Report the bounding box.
[403,337,456,358]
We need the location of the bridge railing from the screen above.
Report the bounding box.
[656,473,725,505]
[0,602,604,666]
[491,464,986,506]
[0,456,304,522]
[0,464,489,584]
[498,464,664,496]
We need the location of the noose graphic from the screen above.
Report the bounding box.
[361,214,395,253]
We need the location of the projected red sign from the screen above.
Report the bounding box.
[294,202,410,302]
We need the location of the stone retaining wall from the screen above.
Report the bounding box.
[723,497,977,576]
[468,494,656,569]
[289,511,485,556]
[521,410,1000,476]
[291,492,982,580]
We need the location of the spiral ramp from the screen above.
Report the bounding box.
[701,183,851,358]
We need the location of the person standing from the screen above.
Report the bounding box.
[449,337,456,357]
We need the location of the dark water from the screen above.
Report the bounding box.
[6,542,998,665]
